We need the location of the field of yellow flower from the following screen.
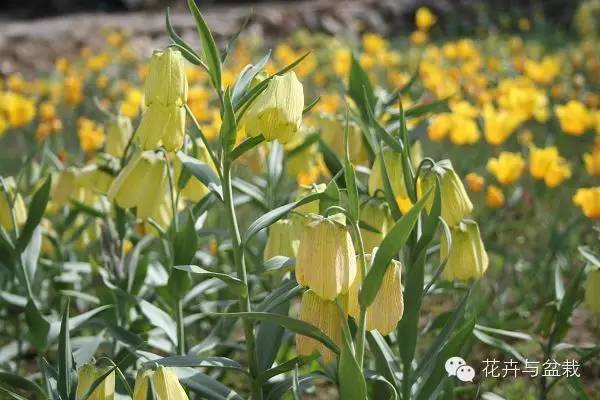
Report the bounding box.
[0,1,598,399]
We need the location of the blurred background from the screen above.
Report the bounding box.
[0,1,580,76]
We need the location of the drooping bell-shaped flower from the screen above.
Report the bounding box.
[585,269,600,312]
[241,71,304,144]
[105,115,133,158]
[76,363,115,400]
[344,253,404,335]
[441,219,488,281]
[108,150,168,219]
[296,215,357,300]
[420,160,473,227]
[295,289,343,364]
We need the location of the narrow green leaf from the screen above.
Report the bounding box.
[359,190,431,308]
[187,0,222,91]
[166,8,208,71]
[17,176,51,251]
[404,98,450,119]
[145,356,247,375]
[367,331,401,390]
[0,373,46,399]
[338,332,367,400]
[230,135,265,160]
[139,300,178,346]
[57,299,73,400]
[182,370,243,400]
[218,312,340,354]
[473,329,526,364]
[25,300,49,351]
[302,96,320,115]
[245,192,322,241]
[173,265,247,296]
[348,54,375,121]
[178,151,223,200]
[232,52,271,107]
[220,89,237,154]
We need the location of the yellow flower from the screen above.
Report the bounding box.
[296,290,342,364]
[585,270,600,312]
[573,187,600,219]
[359,200,393,253]
[136,103,186,152]
[555,100,591,136]
[78,118,106,153]
[144,49,188,107]
[486,185,505,208]
[524,56,561,85]
[362,33,387,54]
[344,254,403,335]
[332,48,351,78]
[410,31,428,45]
[449,116,480,145]
[369,147,408,199]
[264,218,301,260]
[78,165,114,195]
[483,104,523,146]
[441,220,488,281]
[63,74,84,106]
[316,94,340,114]
[152,366,189,400]
[427,113,452,141]
[319,114,368,165]
[583,150,600,176]
[108,151,168,219]
[415,7,437,31]
[241,72,304,144]
[1,92,36,127]
[76,363,115,400]
[105,116,133,158]
[419,161,473,226]
[39,101,56,122]
[487,152,525,185]
[132,367,188,400]
[528,146,571,187]
[296,215,357,300]
[0,177,27,231]
[120,88,143,118]
[465,172,484,193]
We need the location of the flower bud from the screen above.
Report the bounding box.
[359,200,393,253]
[152,366,189,400]
[144,48,188,107]
[420,161,473,226]
[0,177,26,231]
[76,363,115,400]
[105,115,133,157]
[135,103,186,152]
[344,254,404,335]
[585,269,600,312]
[264,218,301,260]
[108,151,168,219]
[242,72,304,144]
[441,220,488,281]
[295,289,342,364]
[368,147,408,199]
[132,370,152,400]
[296,215,357,300]
[174,139,216,202]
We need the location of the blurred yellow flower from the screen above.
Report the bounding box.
[524,56,561,84]
[427,113,452,141]
[449,116,480,145]
[486,185,505,208]
[483,104,523,145]
[63,74,84,106]
[362,33,387,54]
[529,146,571,187]
[583,150,600,175]
[573,187,600,218]
[77,118,105,153]
[1,92,36,127]
[410,31,428,45]
[555,100,591,136]
[465,172,485,193]
[487,152,525,185]
[416,7,437,32]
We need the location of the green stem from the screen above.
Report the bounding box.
[175,297,185,355]
[166,159,184,354]
[222,161,262,399]
[353,221,368,369]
